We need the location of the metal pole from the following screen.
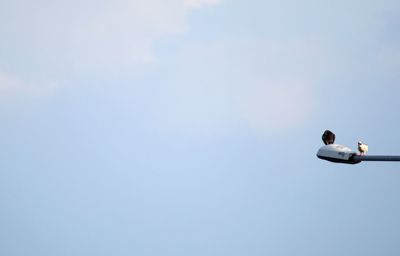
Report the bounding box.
[352,155,400,162]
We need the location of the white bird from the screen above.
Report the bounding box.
[358,141,368,155]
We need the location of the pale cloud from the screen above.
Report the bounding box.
[153,40,323,136]
[184,0,223,9]
[0,71,58,99]
[0,72,20,95]
[0,0,224,100]
[238,79,313,135]
[0,0,223,76]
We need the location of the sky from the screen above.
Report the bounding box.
[1,0,400,255]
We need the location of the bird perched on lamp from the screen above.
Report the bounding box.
[358,141,368,155]
[322,130,336,145]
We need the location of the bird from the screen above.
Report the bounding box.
[322,130,336,145]
[358,141,368,155]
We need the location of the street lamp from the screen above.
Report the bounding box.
[316,131,400,164]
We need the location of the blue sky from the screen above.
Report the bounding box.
[1,0,400,255]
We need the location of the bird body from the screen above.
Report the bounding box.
[358,141,368,155]
[322,130,335,145]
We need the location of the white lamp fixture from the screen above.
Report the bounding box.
[317,130,400,164]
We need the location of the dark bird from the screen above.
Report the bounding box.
[322,130,335,145]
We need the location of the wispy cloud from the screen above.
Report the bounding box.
[153,39,323,136]
[0,71,58,99]
[0,0,224,101]
[184,0,223,9]
[0,0,223,75]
